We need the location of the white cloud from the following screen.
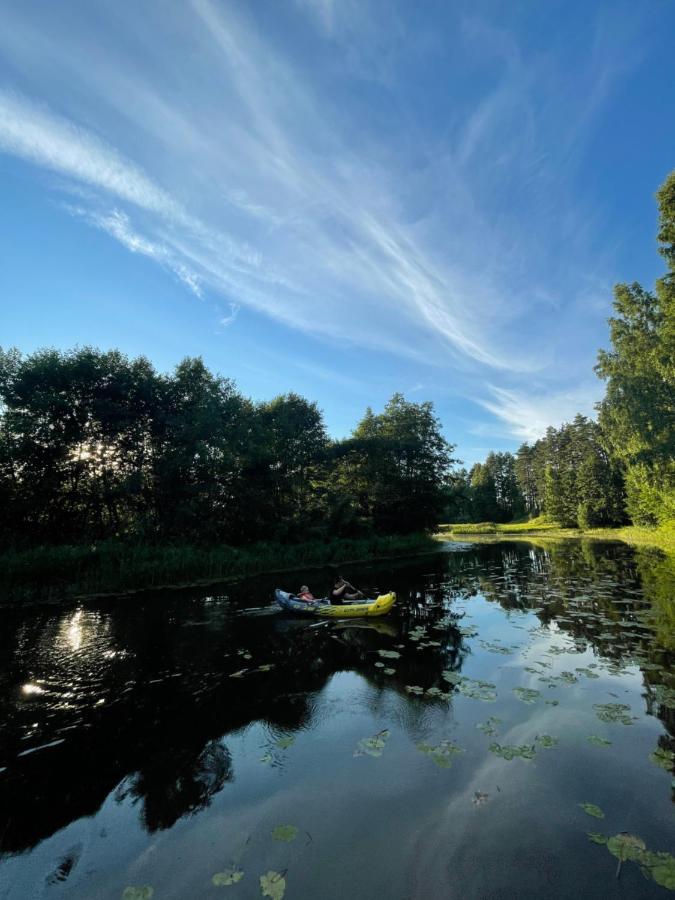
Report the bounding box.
[477,384,603,443]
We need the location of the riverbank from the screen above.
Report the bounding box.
[435,520,675,555]
[0,533,440,606]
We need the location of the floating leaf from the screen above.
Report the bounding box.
[260,870,286,900]
[383,667,396,675]
[607,832,646,862]
[587,832,608,845]
[580,803,605,819]
[441,671,462,685]
[377,649,401,659]
[472,791,489,806]
[593,703,633,725]
[544,699,559,707]
[417,739,463,768]
[535,734,558,749]
[489,742,535,761]
[642,851,675,890]
[122,889,153,900]
[229,669,248,678]
[272,824,298,842]
[405,685,424,695]
[275,736,295,750]
[355,729,390,757]
[258,664,275,672]
[477,717,501,736]
[374,662,385,668]
[212,867,244,886]
[650,746,675,770]
[458,678,497,702]
[513,687,540,704]
[260,752,273,764]
[587,735,612,748]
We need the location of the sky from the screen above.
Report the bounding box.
[1,0,674,467]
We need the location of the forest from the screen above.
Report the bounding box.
[0,172,673,557]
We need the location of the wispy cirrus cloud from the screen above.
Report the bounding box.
[0,0,649,444]
[477,384,603,443]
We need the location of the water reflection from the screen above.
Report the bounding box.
[0,539,673,898]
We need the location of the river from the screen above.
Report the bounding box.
[0,539,673,898]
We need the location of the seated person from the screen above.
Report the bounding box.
[329,576,364,604]
[297,585,315,602]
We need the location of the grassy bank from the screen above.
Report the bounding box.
[435,519,675,555]
[0,533,440,605]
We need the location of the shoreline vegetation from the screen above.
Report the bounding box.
[435,519,675,555]
[0,532,440,606]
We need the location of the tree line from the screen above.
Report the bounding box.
[445,170,674,529]
[0,349,456,548]
[0,172,672,549]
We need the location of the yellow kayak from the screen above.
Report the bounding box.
[315,592,396,618]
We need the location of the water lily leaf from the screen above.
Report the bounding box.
[607,832,646,862]
[258,664,274,672]
[405,685,424,695]
[650,746,675,770]
[355,729,390,757]
[593,703,633,725]
[575,667,600,679]
[472,791,489,806]
[580,803,604,819]
[544,699,559,707]
[383,667,396,675]
[587,735,612,748]
[374,662,385,668]
[587,832,608,845]
[122,888,153,900]
[642,851,675,889]
[458,679,497,702]
[272,824,298,842]
[212,867,244,886]
[229,669,248,678]
[477,717,501,736]
[489,742,535,761]
[441,671,462,685]
[260,870,286,900]
[275,736,295,749]
[417,739,463,768]
[535,734,558,749]
[513,687,540,704]
[377,649,401,659]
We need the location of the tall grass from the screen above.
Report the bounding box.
[0,533,438,604]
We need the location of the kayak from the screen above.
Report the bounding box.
[274,589,396,618]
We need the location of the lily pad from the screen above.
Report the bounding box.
[650,746,675,770]
[405,685,424,695]
[535,734,558,749]
[229,669,248,678]
[642,851,675,890]
[374,662,385,668]
[587,735,612,748]
[377,649,401,659]
[489,742,535,761]
[513,687,540,704]
[275,736,295,750]
[580,803,605,819]
[417,740,463,768]
[607,832,646,862]
[459,679,497,702]
[355,729,390,757]
[472,791,489,806]
[123,889,153,900]
[441,670,462,685]
[212,867,244,886]
[477,717,501,737]
[260,752,273,764]
[593,703,634,725]
[260,871,286,900]
[587,832,608,845]
[272,824,298,842]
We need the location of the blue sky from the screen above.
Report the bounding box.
[1,0,674,466]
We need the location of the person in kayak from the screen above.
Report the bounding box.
[297,585,315,601]
[329,576,364,604]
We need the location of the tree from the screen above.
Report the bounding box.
[595,171,675,525]
[345,394,457,533]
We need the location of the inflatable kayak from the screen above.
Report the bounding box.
[274,590,396,618]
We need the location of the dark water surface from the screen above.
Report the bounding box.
[1,540,674,899]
